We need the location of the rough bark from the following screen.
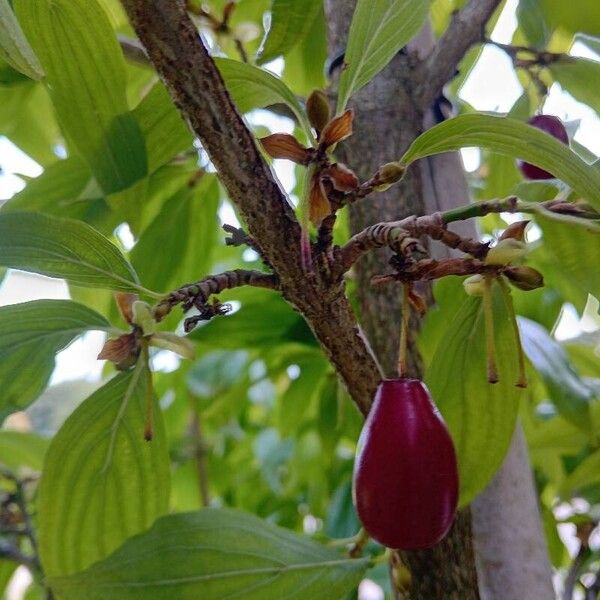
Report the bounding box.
[324,4,481,599]
[120,0,383,417]
[326,3,554,599]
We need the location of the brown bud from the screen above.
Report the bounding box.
[115,292,137,324]
[503,266,544,291]
[306,90,331,134]
[320,109,353,148]
[499,220,529,242]
[260,133,312,164]
[323,163,359,192]
[374,162,405,191]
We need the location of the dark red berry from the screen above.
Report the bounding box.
[352,378,458,550]
[518,115,569,180]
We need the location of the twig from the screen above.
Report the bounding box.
[563,543,588,600]
[484,38,567,68]
[154,269,280,327]
[338,213,487,274]
[418,0,503,110]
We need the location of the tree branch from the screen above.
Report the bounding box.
[120,0,382,417]
[154,269,280,326]
[339,213,488,274]
[417,0,502,110]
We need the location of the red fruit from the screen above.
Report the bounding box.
[518,115,569,180]
[352,379,458,550]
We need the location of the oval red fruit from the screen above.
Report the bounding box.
[352,378,458,550]
[518,115,569,180]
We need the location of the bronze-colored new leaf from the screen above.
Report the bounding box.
[98,333,141,369]
[115,292,137,325]
[260,133,311,164]
[320,109,353,148]
[309,175,332,225]
[324,163,359,192]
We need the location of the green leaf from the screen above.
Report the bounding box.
[187,350,248,399]
[537,215,600,310]
[336,0,431,112]
[258,0,322,64]
[0,561,17,599]
[215,57,313,139]
[401,114,600,211]
[0,300,111,419]
[282,6,327,96]
[560,449,600,496]
[519,318,594,433]
[131,176,219,293]
[0,81,60,166]
[4,156,96,213]
[0,431,49,471]
[133,82,193,174]
[550,57,600,116]
[49,508,369,599]
[539,0,600,37]
[276,356,328,436]
[15,0,147,193]
[424,280,523,506]
[0,0,43,79]
[0,212,148,294]
[576,33,600,56]
[516,0,551,48]
[38,365,170,577]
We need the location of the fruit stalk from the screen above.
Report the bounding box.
[482,275,498,384]
[397,284,410,377]
[498,277,527,388]
[143,345,154,441]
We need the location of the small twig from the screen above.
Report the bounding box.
[371,257,497,285]
[563,543,588,600]
[348,528,370,558]
[338,214,487,274]
[154,269,280,326]
[233,38,248,63]
[418,0,503,110]
[585,569,600,600]
[484,38,567,67]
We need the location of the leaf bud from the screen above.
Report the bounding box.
[306,90,331,134]
[503,266,544,291]
[374,162,405,191]
[485,238,527,266]
[463,274,485,296]
[132,300,156,336]
[499,220,529,242]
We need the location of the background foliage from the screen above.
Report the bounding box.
[0,0,599,598]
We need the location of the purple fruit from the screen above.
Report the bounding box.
[352,378,458,550]
[518,115,569,180]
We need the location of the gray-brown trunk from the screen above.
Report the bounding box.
[324,3,480,598]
